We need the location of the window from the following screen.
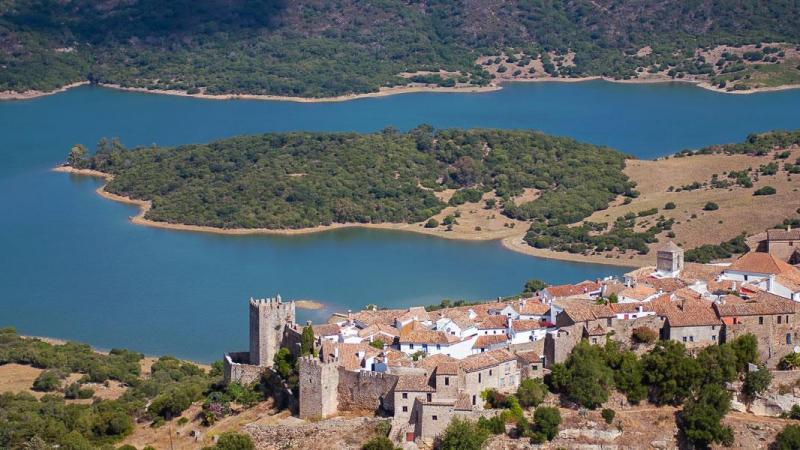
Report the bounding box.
[422,344,428,351]
[489,369,493,376]
[689,336,694,342]
[591,338,597,344]
[402,406,408,412]
[444,377,449,386]
[607,318,612,327]
[531,364,538,371]
[788,334,793,345]
[478,373,482,383]
[409,344,414,349]
[759,317,764,325]
[472,395,476,406]
[712,335,716,341]
[779,316,783,324]
[426,393,432,402]
[682,337,687,342]
[436,344,441,350]
[787,316,791,323]
[402,393,408,399]
[711,326,715,330]
[432,415,438,421]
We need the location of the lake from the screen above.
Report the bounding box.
[2,81,800,361]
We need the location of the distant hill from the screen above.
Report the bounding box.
[2,1,800,96]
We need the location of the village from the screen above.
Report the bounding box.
[221,225,800,447]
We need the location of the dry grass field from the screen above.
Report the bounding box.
[585,148,800,256]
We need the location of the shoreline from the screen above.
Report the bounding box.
[53,166,644,268]
[8,74,800,103]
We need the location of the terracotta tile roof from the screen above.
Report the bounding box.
[510,320,545,332]
[394,374,435,392]
[384,350,414,368]
[679,263,723,283]
[554,298,597,323]
[312,323,340,337]
[473,334,508,349]
[478,315,509,330]
[545,281,601,298]
[714,292,797,316]
[515,351,542,364]
[397,306,431,323]
[587,324,606,336]
[399,322,451,345]
[518,300,550,315]
[357,323,399,339]
[777,274,800,292]
[605,302,656,314]
[663,297,722,327]
[642,277,687,293]
[439,310,476,330]
[454,393,472,410]
[620,285,657,300]
[625,266,657,281]
[460,349,515,373]
[416,353,458,372]
[435,362,460,376]
[658,241,682,253]
[352,308,405,327]
[728,252,798,275]
[768,228,800,241]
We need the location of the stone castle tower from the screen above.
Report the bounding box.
[656,241,684,277]
[249,295,296,367]
[299,355,339,419]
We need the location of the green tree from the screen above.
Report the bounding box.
[742,366,772,397]
[680,384,734,448]
[642,340,700,405]
[437,417,489,450]
[523,279,548,293]
[300,325,315,356]
[696,344,738,386]
[550,340,614,409]
[425,218,439,228]
[703,202,719,211]
[664,202,676,210]
[601,408,616,424]
[67,145,88,168]
[614,351,647,404]
[730,334,759,371]
[516,378,548,408]
[60,431,93,450]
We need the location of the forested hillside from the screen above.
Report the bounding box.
[3,0,800,96]
[67,127,632,230]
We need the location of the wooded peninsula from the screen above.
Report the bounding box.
[65,128,800,263]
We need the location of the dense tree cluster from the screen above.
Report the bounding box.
[70,127,630,231]
[546,335,760,448]
[0,327,264,449]
[685,234,748,263]
[3,1,800,96]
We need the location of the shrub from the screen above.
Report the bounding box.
[754,186,777,195]
[203,432,255,450]
[632,327,658,345]
[522,278,548,293]
[478,415,506,434]
[32,370,62,392]
[530,406,561,443]
[516,378,548,408]
[780,352,800,370]
[775,424,800,450]
[438,417,489,450]
[743,366,772,397]
[64,382,95,399]
[424,218,439,228]
[664,202,676,210]
[360,436,397,450]
[703,202,719,211]
[601,408,616,424]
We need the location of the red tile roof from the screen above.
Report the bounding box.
[460,349,516,373]
[473,334,508,349]
[394,374,435,392]
[478,315,509,330]
[728,252,798,275]
[714,292,797,316]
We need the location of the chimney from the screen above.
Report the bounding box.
[348,309,353,323]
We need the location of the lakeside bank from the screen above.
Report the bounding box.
[6,74,800,103]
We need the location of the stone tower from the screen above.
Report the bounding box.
[299,355,339,419]
[249,295,296,367]
[656,241,684,276]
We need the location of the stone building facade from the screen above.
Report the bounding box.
[298,356,340,419]
[224,296,296,384]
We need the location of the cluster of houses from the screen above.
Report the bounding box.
[225,227,800,444]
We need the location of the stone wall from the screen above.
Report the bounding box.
[337,367,399,414]
[250,297,296,367]
[223,352,264,385]
[726,316,798,367]
[299,356,339,419]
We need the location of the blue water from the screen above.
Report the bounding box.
[2,81,800,361]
